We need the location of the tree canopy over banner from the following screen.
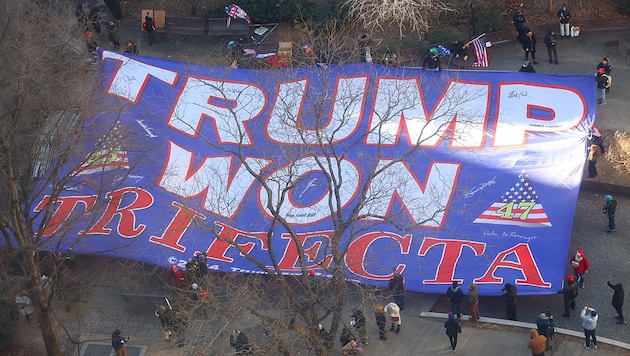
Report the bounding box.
[33,50,596,296]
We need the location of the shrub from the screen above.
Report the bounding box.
[426,29,466,44]
[619,0,630,14]
[476,8,504,33]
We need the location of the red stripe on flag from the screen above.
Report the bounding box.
[471,37,489,67]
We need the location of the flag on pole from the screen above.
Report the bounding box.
[225,4,251,24]
[471,35,489,67]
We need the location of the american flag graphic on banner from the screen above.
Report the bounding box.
[471,35,489,67]
[473,170,551,227]
[76,123,129,175]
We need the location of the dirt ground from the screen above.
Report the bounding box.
[588,130,630,185]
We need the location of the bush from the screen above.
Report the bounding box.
[619,0,630,14]
[426,29,466,44]
[476,8,504,33]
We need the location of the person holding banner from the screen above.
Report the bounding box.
[502,283,518,320]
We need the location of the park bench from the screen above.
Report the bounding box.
[161,16,206,36]
[207,18,249,38]
[604,39,619,53]
[121,292,171,310]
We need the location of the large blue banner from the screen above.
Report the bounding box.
[34,50,596,295]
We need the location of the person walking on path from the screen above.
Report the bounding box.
[106,21,120,51]
[144,12,156,46]
[384,302,401,334]
[603,195,617,233]
[375,305,387,341]
[607,281,625,324]
[350,309,368,345]
[155,305,174,340]
[571,249,589,288]
[527,329,547,356]
[388,269,405,310]
[558,275,578,317]
[502,283,518,320]
[556,4,571,38]
[543,29,559,65]
[587,144,599,178]
[111,329,128,356]
[444,312,461,352]
[519,29,538,64]
[580,306,598,349]
[446,281,465,318]
[467,283,480,321]
[595,67,611,105]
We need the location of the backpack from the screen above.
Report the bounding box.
[603,74,612,89]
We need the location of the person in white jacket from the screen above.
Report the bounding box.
[580,306,598,349]
[384,302,401,333]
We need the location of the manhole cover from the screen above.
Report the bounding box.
[80,342,147,356]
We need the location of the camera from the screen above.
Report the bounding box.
[125,337,130,341]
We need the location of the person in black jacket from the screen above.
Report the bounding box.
[543,29,559,64]
[88,4,101,35]
[422,48,441,70]
[596,68,610,105]
[535,312,554,351]
[519,61,536,73]
[557,4,571,38]
[557,275,578,317]
[111,329,128,356]
[375,305,387,340]
[350,309,368,345]
[444,312,462,352]
[607,281,625,324]
[230,329,252,353]
[502,283,518,320]
[513,8,526,36]
[155,305,174,340]
[603,195,617,232]
[446,281,465,318]
[519,29,538,64]
[389,269,405,310]
[144,12,156,46]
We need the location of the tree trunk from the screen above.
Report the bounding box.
[26,251,63,356]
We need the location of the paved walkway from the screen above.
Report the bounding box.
[69,1,630,355]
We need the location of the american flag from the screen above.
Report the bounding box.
[473,170,551,227]
[76,123,129,175]
[471,35,489,67]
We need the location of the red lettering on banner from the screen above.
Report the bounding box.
[149,202,206,252]
[33,195,98,237]
[84,187,154,237]
[275,230,334,270]
[205,222,269,263]
[419,237,486,284]
[474,243,551,287]
[346,231,412,279]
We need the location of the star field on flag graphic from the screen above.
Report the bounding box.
[473,170,551,227]
[75,123,129,175]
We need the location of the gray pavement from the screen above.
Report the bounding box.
[67,2,630,355]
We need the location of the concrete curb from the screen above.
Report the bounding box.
[420,312,630,351]
[580,179,630,197]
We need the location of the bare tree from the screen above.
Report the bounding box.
[0,1,142,354]
[156,25,487,354]
[343,0,457,37]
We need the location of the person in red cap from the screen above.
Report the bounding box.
[595,67,611,105]
[558,274,578,317]
[170,265,186,287]
[571,250,589,289]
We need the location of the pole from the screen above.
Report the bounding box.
[466,33,486,46]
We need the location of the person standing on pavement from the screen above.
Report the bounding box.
[558,275,578,317]
[597,58,612,75]
[502,283,518,320]
[444,312,461,352]
[111,329,128,356]
[603,195,617,233]
[519,29,538,64]
[527,329,547,356]
[587,144,599,178]
[144,12,156,46]
[513,8,526,37]
[571,249,589,288]
[384,302,401,334]
[388,269,405,310]
[543,29,559,65]
[580,306,598,349]
[535,312,554,351]
[588,125,605,153]
[106,21,120,51]
[375,305,387,341]
[595,67,611,105]
[446,281,464,318]
[607,281,625,324]
[556,4,571,38]
[155,305,174,340]
[467,283,480,321]
[350,309,368,345]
